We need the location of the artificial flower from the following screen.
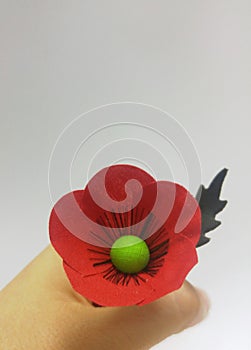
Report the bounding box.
[49,164,201,306]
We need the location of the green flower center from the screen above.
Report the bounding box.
[110,235,150,274]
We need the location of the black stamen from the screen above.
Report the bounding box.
[97,216,117,241]
[87,248,110,256]
[89,207,170,287]
[103,212,120,239]
[150,239,169,254]
[118,211,125,229]
[110,210,123,236]
[139,212,154,238]
[89,230,112,246]
[93,259,112,267]
[147,227,166,246]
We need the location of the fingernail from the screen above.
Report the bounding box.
[188,289,210,327]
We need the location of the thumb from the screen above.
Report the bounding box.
[93,281,209,349]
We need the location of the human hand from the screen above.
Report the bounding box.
[0,246,209,350]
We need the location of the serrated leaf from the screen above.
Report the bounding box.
[196,168,228,248]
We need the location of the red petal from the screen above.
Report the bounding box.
[49,166,201,306]
[63,261,153,306]
[49,190,110,274]
[81,164,157,225]
[49,180,200,277]
[139,236,198,305]
[163,181,201,245]
[140,181,201,246]
[62,235,197,306]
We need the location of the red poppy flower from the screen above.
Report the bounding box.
[49,164,201,306]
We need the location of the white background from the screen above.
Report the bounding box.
[0,1,250,349]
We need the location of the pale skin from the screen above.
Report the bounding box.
[0,246,210,350]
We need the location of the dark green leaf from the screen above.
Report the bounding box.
[196,169,228,247]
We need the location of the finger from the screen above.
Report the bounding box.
[1,245,91,306]
[0,246,93,350]
[1,246,209,350]
[91,281,210,350]
[25,247,209,350]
